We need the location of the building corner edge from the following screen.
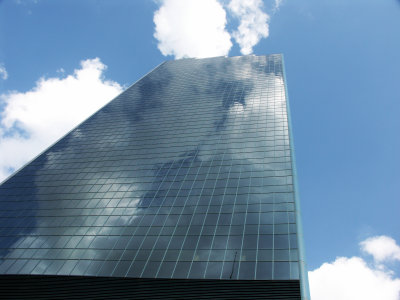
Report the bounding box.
[280,54,311,300]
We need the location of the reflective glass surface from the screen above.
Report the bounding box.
[0,55,300,280]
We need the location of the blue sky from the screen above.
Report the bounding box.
[1,0,400,298]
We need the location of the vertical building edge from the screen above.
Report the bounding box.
[281,54,311,300]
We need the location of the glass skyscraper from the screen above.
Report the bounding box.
[0,55,309,299]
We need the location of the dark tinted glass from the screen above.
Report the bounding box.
[0,55,299,280]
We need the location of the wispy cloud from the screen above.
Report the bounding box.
[153,0,232,59]
[0,58,122,182]
[273,0,283,11]
[14,0,39,5]
[309,235,400,300]
[227,0,270,55]
[0,64,8,80]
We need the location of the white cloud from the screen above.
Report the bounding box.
[153,0,279,59]
[361,235,400,263]
[228,0,270,55]
[153,0,232,59]
[0,58,123,182]
[0,64,8,80]
[309,236,400,300]
[274,0,283,10]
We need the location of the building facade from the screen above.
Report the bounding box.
[0,55,309,299]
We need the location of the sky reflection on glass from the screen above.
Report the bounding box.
[0,55,299,280]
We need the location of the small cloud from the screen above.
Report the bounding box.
[361,235,400,263]
[0,58,123,182]
[153,0,232,59]
[272,0,284,12]
[309,235,400,300]
[227,0,270,55]
[56,68,65,74]
[0,64,8,80]
[274,0,283,9]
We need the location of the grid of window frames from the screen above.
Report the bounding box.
[0,55,299,281]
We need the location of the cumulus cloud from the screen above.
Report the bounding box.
[153,0,281,59]
[361,235,400,263]
[309,235,400,300]
[153,0,232,59]
[0,58,123,182]
[227,0,270,55]
[0,64,8,80]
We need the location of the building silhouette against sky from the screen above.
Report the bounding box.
[0,55,310,299]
